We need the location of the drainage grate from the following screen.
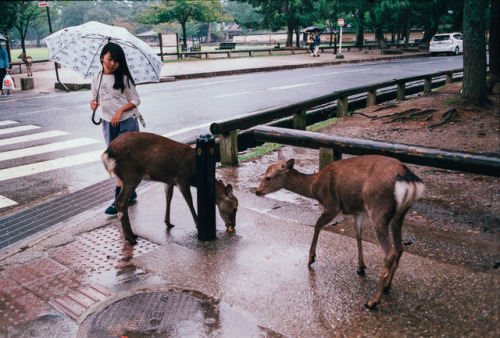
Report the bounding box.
[89,291,210,337]
[0,179,152,250]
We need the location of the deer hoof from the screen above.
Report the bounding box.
[383,286,391,294]
[356,268,366,276]
[164,220,175,228]
[126,237,137,245]
[364,301,379,310]
[308,255,316,266]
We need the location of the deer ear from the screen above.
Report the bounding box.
[277,148,285,161]
[225,184,233,197]
[284,159,294,170]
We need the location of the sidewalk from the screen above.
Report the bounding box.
[2,50,498,337]
[8,48,429,94]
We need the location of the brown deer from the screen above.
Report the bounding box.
[102,132,238,245]
[18,53,33,77]
[256,150,424,309]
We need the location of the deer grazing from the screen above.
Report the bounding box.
[102,132,238,244]
[256,150,424,309]
[18,53,33,77]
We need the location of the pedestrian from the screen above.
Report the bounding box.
[90,42,140,215]
[309,33,315,55]
[0,41,10,95]
[312,29,321,57]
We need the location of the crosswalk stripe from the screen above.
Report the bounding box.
[0,125,41,136]
[0,195,17,208]
[0,138,102,162]
[0,121,18,126]
[0,130,69,147]
[0,150,104,182]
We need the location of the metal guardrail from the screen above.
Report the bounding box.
[210,68,462,165]
[252,126,500,177]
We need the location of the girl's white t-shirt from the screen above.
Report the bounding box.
[91,74,141,122]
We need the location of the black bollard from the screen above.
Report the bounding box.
[196,134,216,241]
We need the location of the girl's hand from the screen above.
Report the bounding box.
[111,110,123,127]
[90,100,99,111]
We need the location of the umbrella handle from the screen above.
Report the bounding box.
[91,110,102,125]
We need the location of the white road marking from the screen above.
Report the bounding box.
[307,68,369,77]
[267,82,319,90]
[0,150,104,182]
[18,107,68,115]
[0,121,18,126]
[0,195,17,208]
[177,79,243,88]
[214,91,254,98]
[0,131,69,147]
[163,123,211,138]
[0,125,40,136]
[0,138,101,162]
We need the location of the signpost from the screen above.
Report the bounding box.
[336,18,345,59]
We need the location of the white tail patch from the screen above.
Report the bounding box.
[101,152,116,178]
[394,181,425,211]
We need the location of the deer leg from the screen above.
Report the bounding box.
[178,184,198,228]
[384,209,409,293]
[308,211,336,266]
[164,184,175,228]
[354,213,366,275]
[115,180,140,244]
[365,214,395,310]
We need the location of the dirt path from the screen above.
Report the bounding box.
[221,82,500,272]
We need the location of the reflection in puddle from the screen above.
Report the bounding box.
[86,291,284,337]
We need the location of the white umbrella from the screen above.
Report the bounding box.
[43,21,163,84]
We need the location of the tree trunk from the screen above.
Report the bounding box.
[283,0,293,47]
[207,22,212,44]
[369,9,388,49]
[489,0,500,81]
[462,0,488,105]
[181,21,187,48]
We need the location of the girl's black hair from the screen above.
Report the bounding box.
[100,42,135,92]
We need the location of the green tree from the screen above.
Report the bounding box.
[13,1,44,55]
[233,0,315,47]
[138,0,225,48]
[0,0,20,62]
[462,0,488,105]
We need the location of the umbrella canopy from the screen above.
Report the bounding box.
[304,26,323,33]
[43,21,162,84]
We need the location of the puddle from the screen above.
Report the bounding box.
[79,290,285,337]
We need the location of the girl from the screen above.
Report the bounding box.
[90,42,140,215]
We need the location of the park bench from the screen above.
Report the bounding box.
[216,42,237,50]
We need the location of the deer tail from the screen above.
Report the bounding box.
[394,167,425,211]
[101,149,117,178]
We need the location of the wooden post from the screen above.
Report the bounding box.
[424,77,432,94]
[319,147,333,170]
[446,73,453,84]
[20,77,34,90]
[367,89,377,107]
[397,82,405,101]
[336,96,348,117]
[293,110,307,130]
[219,130,239,166]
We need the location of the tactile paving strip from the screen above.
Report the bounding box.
[88,291,207,337]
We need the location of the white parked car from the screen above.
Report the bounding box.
[429,33,463,56]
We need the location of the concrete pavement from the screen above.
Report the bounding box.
[2,49,499,337]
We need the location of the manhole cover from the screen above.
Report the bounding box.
[89,291,209,337]
[86,291,284,337]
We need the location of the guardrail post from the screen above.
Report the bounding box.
[319,147,342,170]
[424,77,432,94]
[397,82,406,101]
[196,134,217,241]
[367,89,377,107]
[446,73,453,84]
[293,110,307,130]
[220,130,239,166]
[336,97,349,117]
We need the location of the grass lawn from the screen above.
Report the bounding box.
[10,48,49,60]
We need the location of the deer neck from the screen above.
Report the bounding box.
[284,169,317,199]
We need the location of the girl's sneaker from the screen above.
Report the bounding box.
[105,203,117,215]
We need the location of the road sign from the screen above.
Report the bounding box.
[38,1,48,7]
[338,18,344,27]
